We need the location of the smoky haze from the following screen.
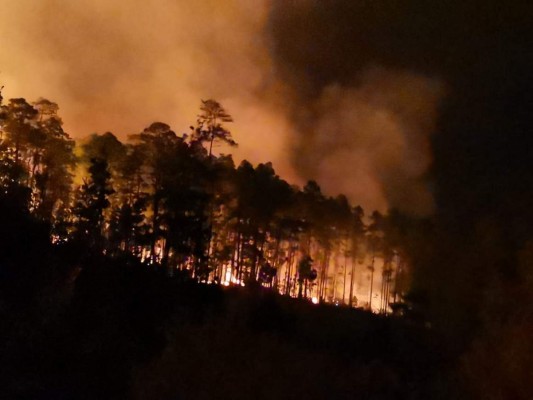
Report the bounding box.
[1,0,449,214]
[284,67,442,215]
[0,0,297,180]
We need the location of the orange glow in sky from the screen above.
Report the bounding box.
[0,0,441,214]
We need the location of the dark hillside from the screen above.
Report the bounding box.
[1,248,449,399]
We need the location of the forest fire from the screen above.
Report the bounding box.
[1,1,531,399]
[132,228,403,313]
[0,90,408,315]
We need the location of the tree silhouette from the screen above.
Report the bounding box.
[193,99,236,157]
[73,157,114,250]
[297,255,314,299]
[1,98,38,165]
[31,99,76,222]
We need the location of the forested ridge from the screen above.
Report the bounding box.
[0,92,417,311]
[0,88,531,399]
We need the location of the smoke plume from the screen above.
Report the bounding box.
[286,68,442,215]
[1,0,450,214]
[0,0,295,174]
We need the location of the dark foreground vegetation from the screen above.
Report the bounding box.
[1,88,532,399]
[1,247,448,399]
[0,91,451,399]
[1,158,530,400]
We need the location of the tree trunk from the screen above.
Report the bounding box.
[285,245,294,296]
[369,251,375,311]
[343,240,348,305]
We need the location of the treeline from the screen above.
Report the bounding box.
[2,90,531,399]
[0,92,422,312]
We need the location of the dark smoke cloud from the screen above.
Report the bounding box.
[266,0,450,214]
[266,0,532,219]
[291,67,442,215]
